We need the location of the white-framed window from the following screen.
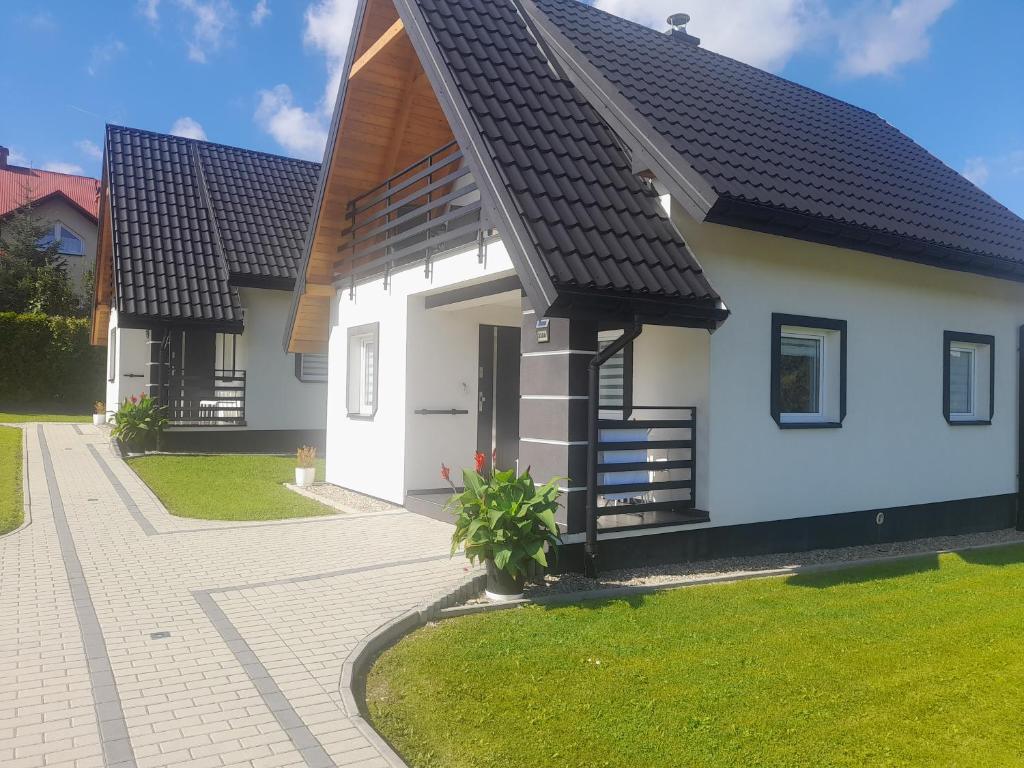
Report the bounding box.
[771,314,846,429]
[295,352,328,383]
[107,328,117,382]
[346,323,379,418]
[38,222,86,256]
[944,332,993,425]
[597,329,632,415]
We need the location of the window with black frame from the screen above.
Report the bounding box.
[771,313,846,429]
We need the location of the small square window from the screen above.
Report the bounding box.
[943,331,993,425]
[771,314,846,429]
[295,352,328,383]
[346,323,379,418]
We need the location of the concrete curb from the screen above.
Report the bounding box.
[338,570,487,768]
[284,482,405,518]
[0,424,32,541]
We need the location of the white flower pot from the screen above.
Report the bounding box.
[295,467,316,487]
[93,414,106,426]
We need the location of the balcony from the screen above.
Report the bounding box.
[337,141,489,283]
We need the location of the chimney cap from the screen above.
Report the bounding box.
[665,12,700,45]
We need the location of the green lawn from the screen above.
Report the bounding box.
[127,454,333,521]
[0,426,24,535]
[0,410,89,423]
[368,545,1024,768]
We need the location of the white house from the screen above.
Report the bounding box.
[285,0,1024,570]
[91,125,327,452]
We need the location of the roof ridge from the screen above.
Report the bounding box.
[105,123,321,168]
[188,140,235,285]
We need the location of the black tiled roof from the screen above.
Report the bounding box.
[105,125,319,326]
[405,0,723,321]
[531,0,1024,268]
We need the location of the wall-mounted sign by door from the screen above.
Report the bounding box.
[535,318,550,344]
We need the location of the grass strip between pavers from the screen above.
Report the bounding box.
[0,426,24,535]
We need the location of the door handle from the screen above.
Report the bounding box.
[478,392,486,413]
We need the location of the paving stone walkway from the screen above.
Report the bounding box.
[0,424,470,768]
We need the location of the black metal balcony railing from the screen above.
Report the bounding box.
[594,405,704,525]
[338,141,487,283]
[164,369,246,426]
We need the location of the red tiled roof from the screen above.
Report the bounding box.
[0,163,100,221]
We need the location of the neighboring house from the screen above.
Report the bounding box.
[0,146,100,291]
[91,125,327,452]
[286,0,1024,571]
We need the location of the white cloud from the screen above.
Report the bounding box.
[75,139,103,160]
[251,0,270,25]
[41,162,85,175]
[838,0,955,77]
[254,85,328,159]
[594,0,827,71]
[138,0,160,23]
[87,39,126,76]
[961,157,990,187]
[177,0,236,63]
[170,116,208,140]
[304,0,359,115]
[254,0,356,157]
[7,148,31,167]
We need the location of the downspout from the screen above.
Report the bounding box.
[585,320,643,576]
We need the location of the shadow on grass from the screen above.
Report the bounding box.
[955,541,1024,567]
[784,552,942,588]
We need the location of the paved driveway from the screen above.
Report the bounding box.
[0,424,469,768]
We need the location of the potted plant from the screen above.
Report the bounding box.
[444,451,562,602]
[93,401,107,427]
[295,446,317,487]
[111,393,167,456]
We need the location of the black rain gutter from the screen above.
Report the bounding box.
[585,320,642,576]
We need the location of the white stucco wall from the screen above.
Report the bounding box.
[104,309,149,416]
[672,204,1024,528]
[326,240,516,503]
[237,287,327,431]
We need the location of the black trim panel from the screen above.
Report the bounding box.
[770,313,847,429]
[159,428,326,454]
[423,275,522,309]
[943,330,995,425]
[557,493,1017,573]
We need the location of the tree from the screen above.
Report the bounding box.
[0,184,84,317]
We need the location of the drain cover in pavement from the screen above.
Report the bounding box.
[150,631,171,640]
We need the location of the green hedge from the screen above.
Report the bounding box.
[0,313,105,410]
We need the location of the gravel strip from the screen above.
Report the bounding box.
[293,482,401,514]
[527,527,1024,597]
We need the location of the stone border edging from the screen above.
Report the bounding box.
[0,424,32,540]
[339,571,487,768]
[340,536,1024,767]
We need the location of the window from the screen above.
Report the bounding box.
[771,313,846,429]
[597,329,633,416]
[346,323,379,418]
[107,328,117,382]
[216,333,239,374]
[295,352,328,383]
[943,331,993,425]
[37,222,86,256]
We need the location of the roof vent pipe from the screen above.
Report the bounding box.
[666,13,700,46]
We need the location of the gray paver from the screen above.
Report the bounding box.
[1,424,471,767]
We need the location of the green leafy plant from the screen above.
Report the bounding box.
[444,452,562,578]
[111,393,167,449]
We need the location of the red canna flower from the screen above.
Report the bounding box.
[440,463,451,483]
[474,451,486,474]
[129,395,138,404]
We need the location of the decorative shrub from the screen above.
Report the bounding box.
[444,452,562,578]
[111,394,167,449]
[296,445,317,468]
[0,313,105,409]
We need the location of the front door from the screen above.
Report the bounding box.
[477,325,521,475]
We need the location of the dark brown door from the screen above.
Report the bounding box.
[477,325,521,475]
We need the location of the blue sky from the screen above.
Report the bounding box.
[1,0,1021,215]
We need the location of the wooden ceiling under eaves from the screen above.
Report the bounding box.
[90,182,115,346]
[288,0,455,353]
